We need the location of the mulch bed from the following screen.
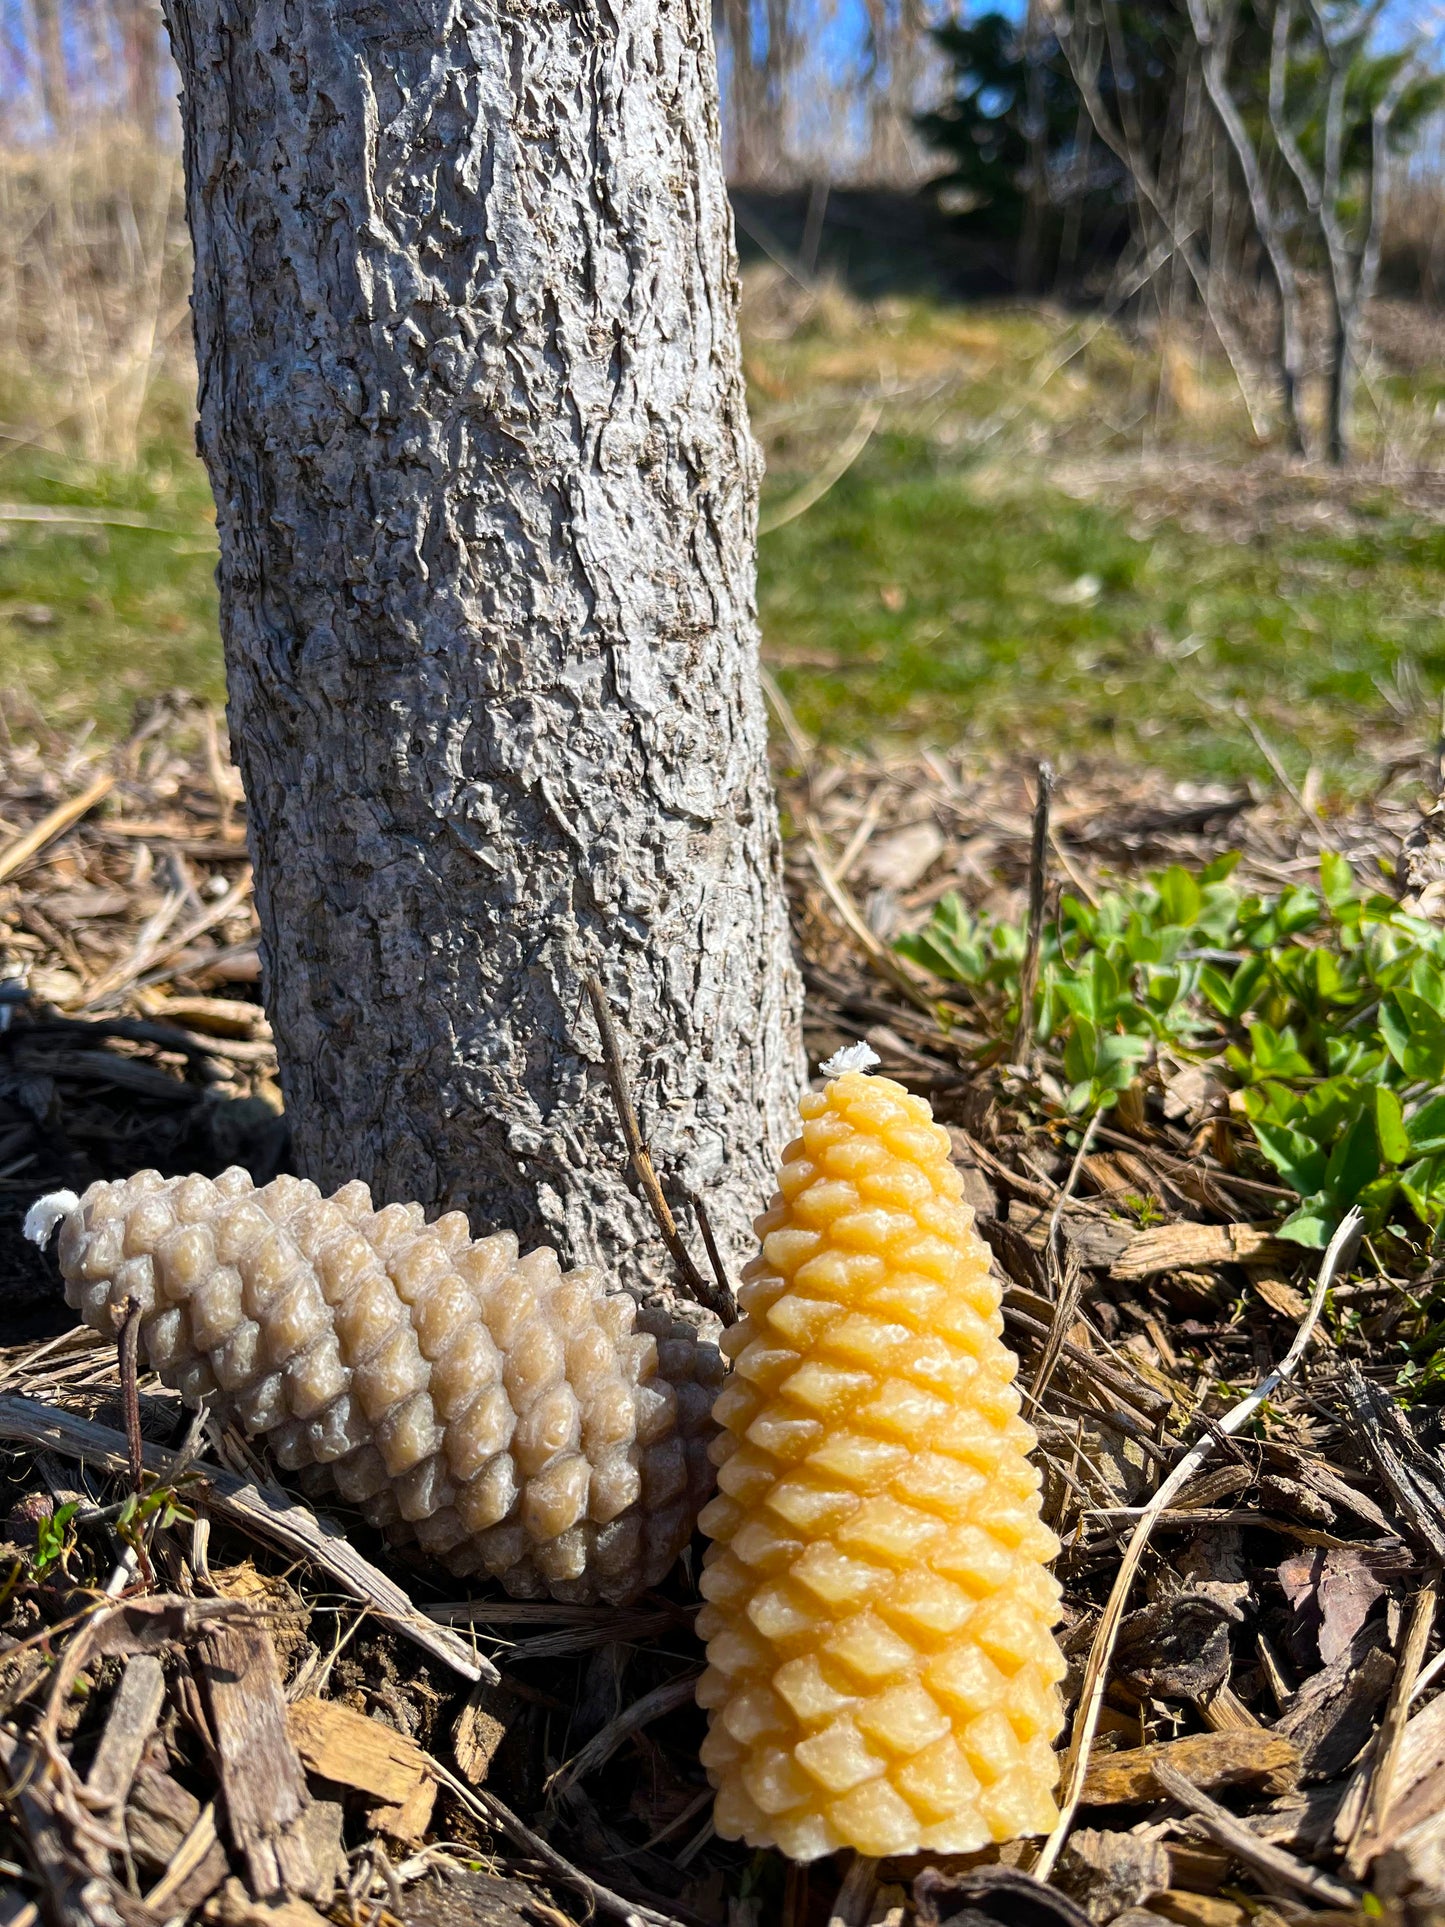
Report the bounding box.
[0,688,1443,1927]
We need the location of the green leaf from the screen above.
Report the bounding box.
[1380,998,1412,1069]
[1277,1202,1334,1248]
[1374,1085,1410,1166]
[1324,1106,1382,1204]
[895,893,986,985]
[1244,1022,1314,1079]
[1220,954,1268,1021]
[1156,865,1202,930]
[1408,1094,1445,1156]
[1411,955,1445,1015]
[33,1500,81,1579]
[1381,990,1445,1080]
[1320,850,1357,915]
[1250,1118,1329,1197]
[1400,1155,1445,1225]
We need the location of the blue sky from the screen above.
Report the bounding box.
[983,0,1437,49]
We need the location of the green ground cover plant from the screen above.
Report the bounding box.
[899,853,1445,1269]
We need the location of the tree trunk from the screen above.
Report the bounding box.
[162,0,805,1287]
[119,0,160,129]
[1326,304,1353,465]
[1017,0,1050,295]
[30,0,70,136]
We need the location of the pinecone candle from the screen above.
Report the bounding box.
[26,1169,721,1605]
[695,1047,1066,1862]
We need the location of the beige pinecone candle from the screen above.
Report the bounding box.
[26,1169,721,1604]
[694,1047,1066,1862]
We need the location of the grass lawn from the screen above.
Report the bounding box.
[0,384,225,731]
[3,294,1444,797]
[759,437,1445,788]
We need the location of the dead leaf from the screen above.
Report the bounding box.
[1114,1594,1240,1698]
[858,820,943,890]
[1278,1547,1387,1667]
[1161,1063,1226,1127]
[1058,1831,1170,1924]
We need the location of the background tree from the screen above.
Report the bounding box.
[159,0,805,1283]
[924,0,1444,460]
[1264,2,1443,459]
[921,3,1226,289]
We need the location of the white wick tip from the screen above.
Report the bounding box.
[23,1190,80,1250]
[820,1042,881,1078]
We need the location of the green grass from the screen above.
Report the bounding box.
[758,436,1445,789]
[4,300,1444,797]
[0,383,223,732]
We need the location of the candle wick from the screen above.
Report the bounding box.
[23,1190,80,1249]
[819,1041,881,1078]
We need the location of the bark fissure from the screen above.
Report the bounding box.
[166,0,803,1282]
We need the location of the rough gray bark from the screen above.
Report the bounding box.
[163,0,804,1285]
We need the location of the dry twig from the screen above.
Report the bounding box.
[0,771,115,888]
[1152,1759,1360,1906]
[1012,760,1054,1067]
[0,1393,492,1685]
[584,974,733,1324]
[1033,1207,1362,1881]
[1346,1565,1441,1871]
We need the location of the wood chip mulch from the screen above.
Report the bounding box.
[1,688,1444,1927]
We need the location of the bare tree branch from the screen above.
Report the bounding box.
[1043,0,1274,438]
[1184,0,1309,452]
[1289,0,1418,459]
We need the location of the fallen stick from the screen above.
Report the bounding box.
[85,1654,166,1814]
[1152,1759,1359,1908]
[78,868,253,1010]
[427,1755,692,1927]
[0,772,114,888]
[0,1393,493,1686]
[1032,1207,1362,1882]
[1346,1566,1442,1873]
[585,974,734,1324]
[1012,760,1053,1068]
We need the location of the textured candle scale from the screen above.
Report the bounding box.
[46,1168,722,1603]
[695,1066,1066,1861]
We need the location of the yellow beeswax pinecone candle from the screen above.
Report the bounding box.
[25,1168,720,1605]
[694,1046,1066,1862]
